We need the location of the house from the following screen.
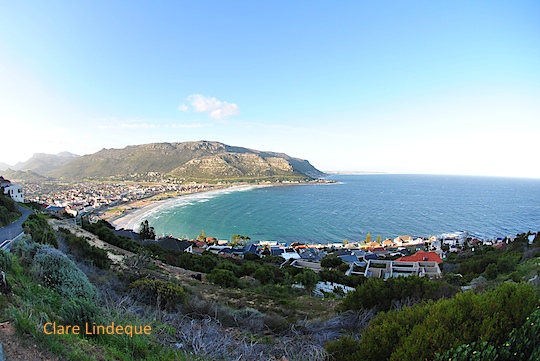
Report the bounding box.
[114,228,140,241]
[339,254,360,265]
[0,177,24,203]
[270,246,301,261]
[368,241,381,250]
[206,245,232,254]
[290,259,322,273]
[364,259,442,279]
[396,250,443,264]
[0,176,10,188]
[382,239,394,248]
[45,205,66,216]
[143,236,193,253]
[394,235,413,246]
[299,248,326,262]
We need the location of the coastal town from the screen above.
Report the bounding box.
[21,179,216,217]
[3,173,538,298]
[3,175,531,284]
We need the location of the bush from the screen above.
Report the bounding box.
[57,227,111,269]
[321,255,345,269]
[82,220,142,254]
[0,193,21,227]
[339,276,457,312]
[207,268,241,288]
[31,245,97,300]
[326,335,361,361]
[343,282,538,361]
[130,278,186,311]
[294,268,319,291]
[22,214,58,248]
[59,297,100,328]
[0,249,12,271]
[437,307,540,361]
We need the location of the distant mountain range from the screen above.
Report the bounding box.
[4,141,324,182]
[0,162,10,171]
[0,152,79,174]
[1,169,51,182]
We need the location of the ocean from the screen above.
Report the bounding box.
[121,174,540,243]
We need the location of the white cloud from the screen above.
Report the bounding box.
[182,94,239,119]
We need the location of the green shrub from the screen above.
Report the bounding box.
[339,276,457,312]
[22,214,58,248]
[59,297,99,328]
[321,255,345,268]
[207,268,241,288]
[57,227,111,269]
[293,268,319,291]
[0,193,21,227]
[344,282,538,361]
[31,245,97,300]
[326,335,361,361]
[10,238,40,267]
[82,220,142,254]
[0,249,12,271]
[130,278,186,311]
[437,307,540,361]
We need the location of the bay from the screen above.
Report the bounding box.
[139,174,540,243]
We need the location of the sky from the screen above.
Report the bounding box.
[1,1,539,178]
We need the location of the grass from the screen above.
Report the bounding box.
[1,252,195,361]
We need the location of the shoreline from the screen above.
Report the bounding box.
[104,183,272,232]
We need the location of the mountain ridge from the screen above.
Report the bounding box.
[12,152,79,174]
[47,140,324,181]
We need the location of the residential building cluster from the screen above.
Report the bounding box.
[22,181,213,216]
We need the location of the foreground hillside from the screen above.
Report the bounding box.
[1,213,539,360]
[47,140,324,181]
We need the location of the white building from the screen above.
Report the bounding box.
[1,176,24,202]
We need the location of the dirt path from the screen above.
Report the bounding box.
[48,219,202,281]
[0,322,64,361]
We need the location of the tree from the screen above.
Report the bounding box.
[321,255,345,269]
[139,220,156,240]
[231,234,251,247]
[197,230,207,242]
[294,269,319,291]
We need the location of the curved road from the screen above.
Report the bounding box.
[0,205,33,243]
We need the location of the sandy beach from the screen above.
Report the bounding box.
[106,184,270,232]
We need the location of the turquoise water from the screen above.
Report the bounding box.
[128,174,540,243]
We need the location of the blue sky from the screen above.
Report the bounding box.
[1,1,539,177]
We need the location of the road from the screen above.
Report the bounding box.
[0,205,33,244]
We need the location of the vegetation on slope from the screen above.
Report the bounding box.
[0,192,21,227]
[5,212,539,360]
[325,232,540,361]
[2,216,369,360]
[326,283,539,361]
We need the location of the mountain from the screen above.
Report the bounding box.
[0,162,10,171]
[1,169,51,182]
[49,141,324,181]
[14,152,79,174]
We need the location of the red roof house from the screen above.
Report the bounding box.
[396,250,443,264]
